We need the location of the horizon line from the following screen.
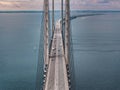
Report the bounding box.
[0,10,120,11]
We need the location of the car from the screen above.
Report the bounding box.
[52,48,56,50]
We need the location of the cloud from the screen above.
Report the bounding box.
[97,0,109,3]
[0,0,43,10]
[0,0,120,10]
[71,0,120,10]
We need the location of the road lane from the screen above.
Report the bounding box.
[44,20,69,90]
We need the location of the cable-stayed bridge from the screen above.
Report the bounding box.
[36,0,75,90]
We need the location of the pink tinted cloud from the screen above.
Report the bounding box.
[0,0,120,10]
[70,0,120,10]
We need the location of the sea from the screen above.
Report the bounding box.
[0,11,120,90]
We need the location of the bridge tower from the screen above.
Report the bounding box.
[61,0,63,32]
[52,0,55,33]
[65,0,70,64]
[44,0,49,65]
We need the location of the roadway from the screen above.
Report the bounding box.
[44,20,69,90]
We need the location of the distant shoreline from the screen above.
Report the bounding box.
[0,10,120,13]
[0,11,43,13]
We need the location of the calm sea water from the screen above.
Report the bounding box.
[72,12,120,90]
[0,12,120,90]
[0,13,41,90]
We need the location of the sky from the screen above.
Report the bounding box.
[0,0,120,10]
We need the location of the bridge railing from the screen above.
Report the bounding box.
[68,22,76,90]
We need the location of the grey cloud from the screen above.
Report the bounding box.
[0,0,38,1]
[0,0,43,10]
[98,0,109,3]
[98,0,120,3]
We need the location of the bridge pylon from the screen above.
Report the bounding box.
[44,0,49,65]
[65,0,70,65]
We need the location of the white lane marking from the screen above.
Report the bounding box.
[54,28,59,90]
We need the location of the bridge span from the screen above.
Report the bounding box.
[44,20,69,90]
[36,0,70,90]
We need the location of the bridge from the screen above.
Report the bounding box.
[36,0,75,90]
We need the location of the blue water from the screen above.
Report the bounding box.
[0,12,120,90]
[0,13,41,90]
[72,13,120,90]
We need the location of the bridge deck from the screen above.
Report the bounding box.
[44,21,69,90]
